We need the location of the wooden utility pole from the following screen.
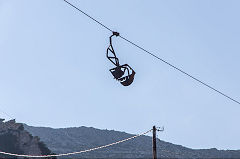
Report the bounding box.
[152,126,157,159]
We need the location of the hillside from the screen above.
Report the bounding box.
[24,124,240,158]
[0,119,55,159]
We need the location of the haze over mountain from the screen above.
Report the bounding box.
[24,124,240,159]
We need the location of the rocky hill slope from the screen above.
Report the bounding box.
[0,119,55,159]
[24,124,240,158]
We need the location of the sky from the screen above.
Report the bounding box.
[0,0,240,150]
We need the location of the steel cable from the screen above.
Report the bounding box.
[63,0,240,105]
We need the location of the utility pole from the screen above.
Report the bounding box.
[153,126,164,159]
[152,126,157,159]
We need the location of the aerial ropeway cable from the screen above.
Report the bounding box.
[63,0,240,105]
[107,32,136,86]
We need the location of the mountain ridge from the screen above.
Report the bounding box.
[24,124,240,158]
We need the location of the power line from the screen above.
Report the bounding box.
[0,129,152,158]
[63,0,240,105]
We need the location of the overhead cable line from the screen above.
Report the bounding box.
[0,129,152,158]
[63,0,240,105]
[63,0,112,32]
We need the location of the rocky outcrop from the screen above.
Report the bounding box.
[0,119,55,159]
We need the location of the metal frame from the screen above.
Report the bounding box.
[106,32,136,86]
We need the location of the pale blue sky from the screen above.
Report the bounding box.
[0,0,240,150]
